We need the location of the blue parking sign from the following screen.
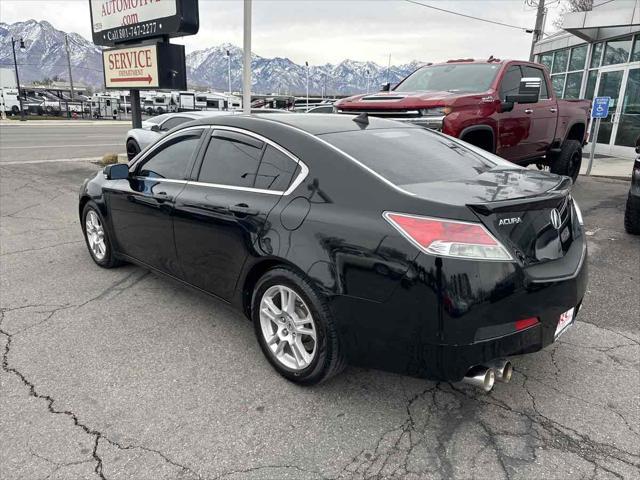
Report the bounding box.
[592,97,610,118]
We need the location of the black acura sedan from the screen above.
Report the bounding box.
[79,114,587,390]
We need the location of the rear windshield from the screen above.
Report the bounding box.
[320,128,497,186]
[395,63,500,93]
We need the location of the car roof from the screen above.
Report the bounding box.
[190,113,420,135]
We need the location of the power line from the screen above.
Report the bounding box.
[0,62,103,72]
[403,0,533,32]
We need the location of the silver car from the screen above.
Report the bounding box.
[126,109,291,160]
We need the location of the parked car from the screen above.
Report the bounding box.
[335,58,590,182]
[306,104,335,113]
[125,109,291,160]
[80,114,587,390]
[624,136,640,234]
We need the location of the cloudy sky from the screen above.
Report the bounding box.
[0,0,569,65]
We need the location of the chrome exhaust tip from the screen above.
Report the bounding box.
[485,359,513,383]
[462,366,495,392]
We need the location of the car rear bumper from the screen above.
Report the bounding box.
[331,237,588,382]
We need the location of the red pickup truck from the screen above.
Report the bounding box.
[335,58,590,182]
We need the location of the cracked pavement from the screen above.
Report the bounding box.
[0,159,638,480]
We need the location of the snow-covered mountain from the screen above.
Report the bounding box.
[0,20,103,88]
[0,20,427,94]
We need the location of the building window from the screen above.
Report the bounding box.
[632,35,640,62]
[552,75,566,97]
[540,53,553,70]
[568,45,587,71]
[602,36,633,66]
[564,72,583,99]
[585,70,598,100]
[590,43,603,68]
[552,49,569,73]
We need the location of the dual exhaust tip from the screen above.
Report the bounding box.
[462,359,513,392]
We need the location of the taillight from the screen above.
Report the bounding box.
[515,317,539,331]
[383,212,513,261]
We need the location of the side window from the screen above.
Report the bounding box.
[137,131,202,179]
[161,116,189,131]
[254,145,300,191]
[499,66,522,101]
[523,66,549,100]
[198,131,264,187]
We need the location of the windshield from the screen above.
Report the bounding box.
[321,128,499,186]
[395,63,500,93]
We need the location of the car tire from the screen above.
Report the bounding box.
[252,267,346,385]
[624,193,640,235]
[81,202,123,268]
[126,139,141,161]
[550,140,582,183]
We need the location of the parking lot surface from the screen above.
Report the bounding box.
[1,156,639,479]
[0,122,128,163]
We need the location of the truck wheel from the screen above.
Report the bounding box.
[624,193,640,235]
[550,140,582,183]
[11,105,19,115]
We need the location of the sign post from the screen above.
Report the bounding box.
[89,0,198,129]
[586,96,610,176]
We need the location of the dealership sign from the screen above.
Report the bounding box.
[90,0,199,46]
[103,42,187,90]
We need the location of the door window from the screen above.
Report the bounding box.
[522,66,549,100]
[161,116,190,131]
[595,70,624,144]
[499,66,523,101]
[198,132,264,187]
[254,145,300,191]
[137,131,202,179]
[614,68,640,147]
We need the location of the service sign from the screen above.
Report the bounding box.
[90,0,199,46]
[103,42,187,90]
[103,44,159,88]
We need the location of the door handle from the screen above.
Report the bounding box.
[228,203,259,216]
[524,108,533,114]
[153,191,174,203]
[549,107,557,113]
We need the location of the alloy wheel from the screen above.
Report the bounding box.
[259,285,317,370]
[85,210,107,261]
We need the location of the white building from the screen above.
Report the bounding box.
[532,0,640,158]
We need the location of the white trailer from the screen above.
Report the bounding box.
[0,88,24,115]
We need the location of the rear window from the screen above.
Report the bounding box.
[320,128,498,186]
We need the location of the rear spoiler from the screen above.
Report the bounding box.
[468,176,572,215]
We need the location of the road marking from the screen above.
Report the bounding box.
[0,143,122,150]
[1,156,123,165]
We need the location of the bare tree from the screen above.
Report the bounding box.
[553,0,594,28]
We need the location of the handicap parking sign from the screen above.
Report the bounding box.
[592,97,610,118]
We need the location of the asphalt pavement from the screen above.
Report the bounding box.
[0,142,638,479]
[0,121,129,163]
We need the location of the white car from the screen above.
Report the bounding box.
[125,109,290,160]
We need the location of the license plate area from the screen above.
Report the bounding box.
[555,307,575,339]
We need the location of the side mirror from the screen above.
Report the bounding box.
[380,82,391,92]
[104,163,129,180]
[506,77,541,104]
[150,124,161,132]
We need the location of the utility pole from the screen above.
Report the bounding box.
[11,37,25,121]
[64,34,75,117]
[366,68,370,93]
[243,0,251,114]
[305,61,309,110]
[529,0,546,61]
[226,49,232,95]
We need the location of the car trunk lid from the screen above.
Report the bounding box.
[401,168,575,264]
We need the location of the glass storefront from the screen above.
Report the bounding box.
[537,32,640,157]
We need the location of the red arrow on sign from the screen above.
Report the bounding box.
[110,74,153,84]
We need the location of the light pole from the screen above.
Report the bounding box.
[243,0,252,114]
[305,61,309,110]
[64,34,75,117]
[226,49,231,95]
[11,37,26,121]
